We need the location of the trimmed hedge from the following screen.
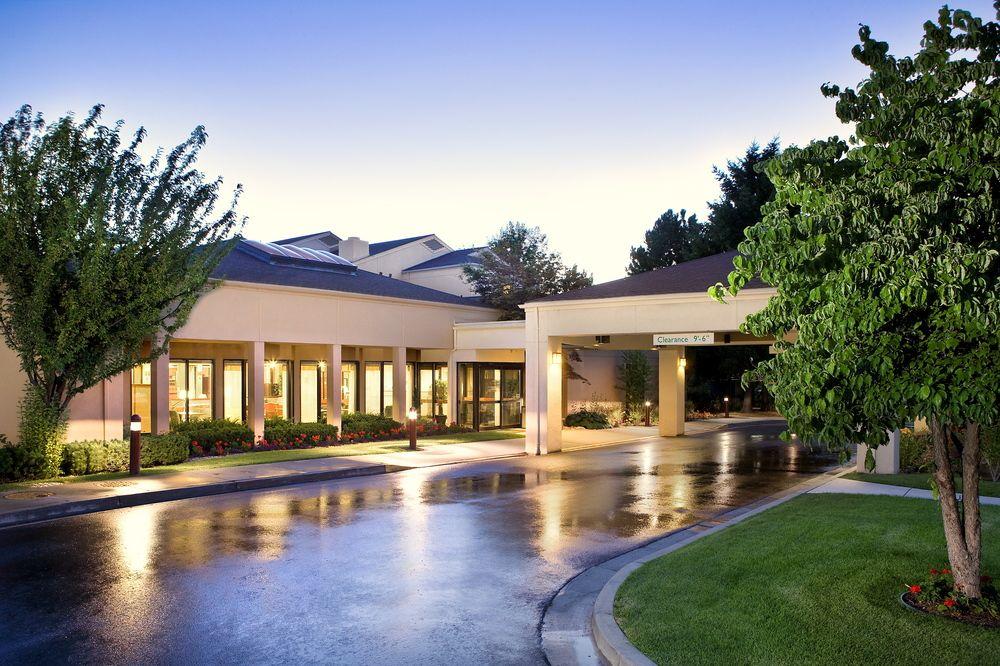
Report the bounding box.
[60,433,189,476]
[341,413,402,435]
[263,418,338,446]
[564,410,611,429]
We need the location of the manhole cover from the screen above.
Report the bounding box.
[98,480,135,488]
[4,491,54,499]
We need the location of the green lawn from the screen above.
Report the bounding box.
[3,429,524,490]
[843,471,1000,498]
[615,494,1000,665]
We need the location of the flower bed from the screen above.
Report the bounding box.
[902,567,1000,628]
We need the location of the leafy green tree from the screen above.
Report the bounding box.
[627,209,703,274]
[0,105,243,476]
[702,139,780,255]
[617,350,652,415]
[464,222,592,320]
[713,6,1000,599]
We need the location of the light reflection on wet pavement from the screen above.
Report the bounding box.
[0,420,837,664]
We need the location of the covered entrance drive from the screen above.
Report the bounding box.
[521,252,776,455]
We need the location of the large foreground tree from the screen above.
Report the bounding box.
[464,222,591,320]
[714,5,1000,599]
[0,105,243,476]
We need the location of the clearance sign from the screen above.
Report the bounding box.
[653,332,715,346]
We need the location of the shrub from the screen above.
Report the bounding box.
[61,434,188,475]
[564,410,611,429]
[0,435,41,483]
[341,413,402,435]
[264,419,338,446]
[900,427,933,473]
[141,433,189,466]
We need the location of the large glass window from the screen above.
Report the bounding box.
[382,362,394,417]
[223,360,246,423]
[131,363,152,433]
[416,363,449,423]
[363,361,412,417]
[365,362,382,415]
[342,362,358,414]
[265,360,291,420]
[299,361,332,423]
[169,359,214,424]
[459,363,475,429]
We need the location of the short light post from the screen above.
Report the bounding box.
[644,400,651,427]
[129,414,142,476]
[723,396,730,419]
[407,408,418,451]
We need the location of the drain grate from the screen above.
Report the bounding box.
[98,480,135,488]
[4,491,54,500]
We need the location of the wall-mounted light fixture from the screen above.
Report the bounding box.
[550,351,563,368]
[678,357,687,369]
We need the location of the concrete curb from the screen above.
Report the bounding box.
[0,451,528,530]
[587,467,851,666]
[540,465,852,665]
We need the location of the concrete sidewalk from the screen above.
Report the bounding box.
[0,438,526,529]
[808,476,1000,505]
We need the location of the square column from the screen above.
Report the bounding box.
[857,429,901,474]
[326,344,343,432]
[658,347,685,436]
[525,337,562,455]
[248,341,265,442]
[447,353,458,427]
[151,348,170,434]
[392,346,407,422]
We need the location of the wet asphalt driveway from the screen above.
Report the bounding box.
[0,420,837,665]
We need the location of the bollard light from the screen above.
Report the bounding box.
[723,395,730,419]
[643,400,652,427]
[129,414,142,476]
[407,408,418,450]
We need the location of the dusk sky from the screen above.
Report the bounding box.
[3,0,994,281]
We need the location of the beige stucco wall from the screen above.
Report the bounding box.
[0,279,499,444]
[404,266,477,297]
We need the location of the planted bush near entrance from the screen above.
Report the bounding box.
[264,418,338,446]
[564,410,611,429]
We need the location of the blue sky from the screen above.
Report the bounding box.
[2,1,994,281]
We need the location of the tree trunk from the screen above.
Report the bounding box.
[930,418,982,599]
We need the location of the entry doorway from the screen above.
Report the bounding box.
[458,363,524,430]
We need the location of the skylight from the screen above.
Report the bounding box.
[239,240,358,273]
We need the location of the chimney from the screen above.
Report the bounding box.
[338,236,369,261]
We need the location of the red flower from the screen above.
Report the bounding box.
[943,598,956,608]
[929,569,939,575]
[908,585,921,594]
[942,568,952,575]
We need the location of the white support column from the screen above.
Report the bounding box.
[447,352,458,426]
[658,347,685,437]
[249,341,265,442]
[151,348,170,434]
[857,429,901,474]
[525,337,563,455]
[392,346,407,422]
[326,344,343,432]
